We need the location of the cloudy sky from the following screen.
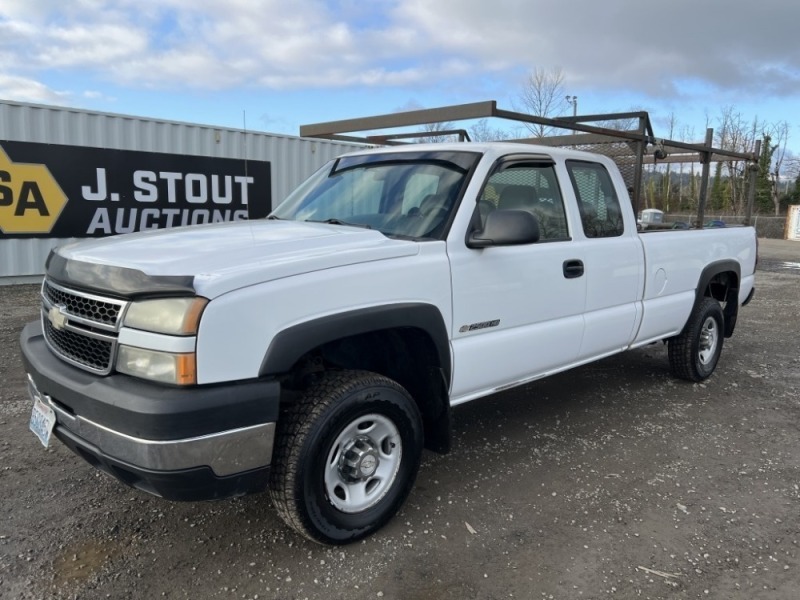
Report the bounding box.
[1,0,798,148]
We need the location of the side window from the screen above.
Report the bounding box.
[479,163,569,241]
[566,161,625,238]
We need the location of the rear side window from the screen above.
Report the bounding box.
[566,161,625,238]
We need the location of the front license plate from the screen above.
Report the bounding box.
[28,379,56,447]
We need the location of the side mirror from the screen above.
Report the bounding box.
[467,209,540,249]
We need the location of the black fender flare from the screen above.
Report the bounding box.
[693,260,741,338]
[259,303,451,382]
[694,260,740,305]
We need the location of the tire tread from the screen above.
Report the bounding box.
[668,297,723,382]
[269,370,416,543]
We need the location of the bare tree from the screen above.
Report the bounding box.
[515,67,569,138]
[767,121,790,215]
[391,101,459,143]
[662,113,678,212]
[468,119,515,142]
[593,105,649,132]
[679,123,697,209]
[710,107,794,217]
[785,153,800,180]
[415,120,457,143]
[714,106,760,215]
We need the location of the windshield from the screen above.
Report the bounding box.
[271,150,480,240]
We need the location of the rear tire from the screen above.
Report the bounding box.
[668,297,724,382]
[269,370,423,544]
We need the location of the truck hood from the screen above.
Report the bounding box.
[51,220,419,298]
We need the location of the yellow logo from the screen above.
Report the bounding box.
[0,146,68,234]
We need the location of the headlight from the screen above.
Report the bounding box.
[117,346,197,385]
[123,297,207,335]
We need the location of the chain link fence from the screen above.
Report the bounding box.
[663,214,788,238]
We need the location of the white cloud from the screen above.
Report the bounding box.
[0,0,799,100]
[392,0,800,97]
[82,90,116,101]
[39,24,148,67]
[0,74,70,104]
[0,0,446,90]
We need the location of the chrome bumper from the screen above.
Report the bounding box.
[28,374,274,477]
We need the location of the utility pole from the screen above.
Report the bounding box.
[565,96,578,135]
[565,95,578,116]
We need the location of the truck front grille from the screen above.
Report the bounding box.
[43,318,114,372]
[41,280,128,375]
[42,280,123,328]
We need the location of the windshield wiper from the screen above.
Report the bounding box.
[266,215,281,220]
[306,218,372,229]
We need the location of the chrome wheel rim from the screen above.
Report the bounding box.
[324,413,402,513]
[698,316,719,365]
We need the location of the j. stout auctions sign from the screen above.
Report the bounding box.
[0,141,271,238]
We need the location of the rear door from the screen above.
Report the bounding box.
[447,156,587,403]
[564,159,644,359]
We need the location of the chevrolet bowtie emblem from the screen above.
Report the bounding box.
[48,306,68,330]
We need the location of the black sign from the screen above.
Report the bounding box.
[0,141,271,238]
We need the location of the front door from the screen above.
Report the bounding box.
[447,158,587,404]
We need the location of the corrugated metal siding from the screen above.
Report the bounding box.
[0,100,362,277]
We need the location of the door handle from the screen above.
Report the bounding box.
[563,259,584,279]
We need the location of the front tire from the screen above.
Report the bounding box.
[668,297,725,382]
[269,371,423,544]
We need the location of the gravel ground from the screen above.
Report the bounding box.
[1,242,798,600]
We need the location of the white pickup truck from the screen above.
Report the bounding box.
[21,143,757,544]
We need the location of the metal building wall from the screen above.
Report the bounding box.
[0,100,360,278]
